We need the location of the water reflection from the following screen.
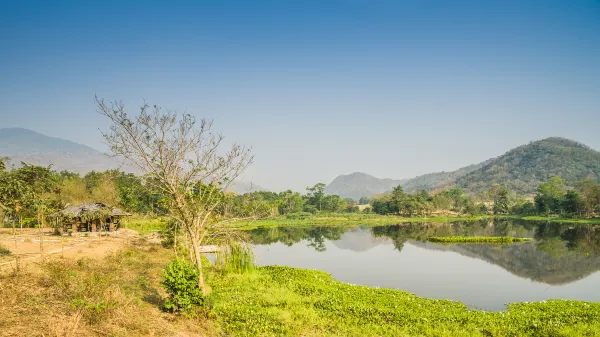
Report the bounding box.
[248,220,600,310]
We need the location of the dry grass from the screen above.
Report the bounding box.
[0,241,217,337]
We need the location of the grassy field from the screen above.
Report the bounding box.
[121,215,168,233]
[427,236,533,244]
[0,240,217,337]
[234,214,600,229]
[113,214,600,233]
[2,239,599,336]
[234,214,495,229]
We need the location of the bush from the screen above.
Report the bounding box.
[160,219,180,248]
[285,212,313,220]
[347,205,360,213]
[22,218,38,228]
[0,244,10,256]
[161,259,204,314]
[302,204,317,214]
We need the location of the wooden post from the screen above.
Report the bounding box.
[91,219,97,232]
[109,217,115,232]
[71,220,78,232]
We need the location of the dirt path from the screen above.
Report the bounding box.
[0,229,138,273]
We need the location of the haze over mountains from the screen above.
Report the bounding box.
[0,128,262,194]
[2,129,599,198]
[325,137,600,199]
[0,127,129,173]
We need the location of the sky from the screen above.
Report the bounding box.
[1,0,599,191]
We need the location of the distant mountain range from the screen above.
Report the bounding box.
[0,127,130,173]
[326,137,600,199]
[0,128,260,194]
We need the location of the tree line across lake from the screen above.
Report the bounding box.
[1,156,599,229]
[369,176,600,218]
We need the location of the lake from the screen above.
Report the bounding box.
[248,220,600,311]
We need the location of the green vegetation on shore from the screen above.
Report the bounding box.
[427,236,533,244]
[234,214,493,229]
[210,265,600,336]
[3,231,599,336]
[235,214,600,229]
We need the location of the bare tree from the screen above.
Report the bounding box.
[96,97,253,294]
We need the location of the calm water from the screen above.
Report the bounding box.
[248,220,600,311]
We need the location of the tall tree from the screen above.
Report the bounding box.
[306,183,326,211]
[97,97,253,294]
[535,176,567,214]
[493,185,510,215]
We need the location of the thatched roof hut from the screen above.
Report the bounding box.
[52,203,131,233]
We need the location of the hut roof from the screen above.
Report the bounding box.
[52,203,131,218]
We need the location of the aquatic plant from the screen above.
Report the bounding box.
[215,242,254,274]
[209,265,600,336]
[427,236,533,244]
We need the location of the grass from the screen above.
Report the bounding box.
[0,243,11,256]
[234,214,495,229]
[115,213,600,232]
[427,236,534,244]
[122,215,167,233]
[234,213,600,229]
[2,237,599,336]
[0,241,216,337]
[518,215,600,225]
[209,265,600,336]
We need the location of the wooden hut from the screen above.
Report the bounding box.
[52,202,131,233]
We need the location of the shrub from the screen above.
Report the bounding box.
[0,244,10,256]
[161,259,204,314]
[285,212,313,220]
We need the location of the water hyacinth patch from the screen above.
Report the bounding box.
[427,236,533,244]
[208,266,600,336]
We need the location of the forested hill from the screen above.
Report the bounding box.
[326,137,600,199]
[454,137,600,195]
[401,160,492,193]
[324,172,407,200]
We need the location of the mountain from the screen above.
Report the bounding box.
[0,128,265,191]
[228,181,266,194]
[0,128,129,173]
[401,160,492,193]
[326,137,600,198]
[324,172,407,200]
[454,137,600,195]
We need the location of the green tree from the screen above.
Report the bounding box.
[278,190,304,214]
[305,183,326,211]
[535,176,567,214]
[321,195,347,213]
[562,190,584,216]
[493,186,510,215]
[575,178,600,216]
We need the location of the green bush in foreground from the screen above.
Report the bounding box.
[427,236,533,244]
[161,259,204,314]
[209,266,600,336]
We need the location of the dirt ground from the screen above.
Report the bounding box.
[0,228,145,273]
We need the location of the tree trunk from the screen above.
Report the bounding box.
[185,226,207,295]
[38,211,44,262]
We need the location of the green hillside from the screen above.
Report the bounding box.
[454,137,600,195]
[402,160,491,193]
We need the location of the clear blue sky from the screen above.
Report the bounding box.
[1,0,599,191]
